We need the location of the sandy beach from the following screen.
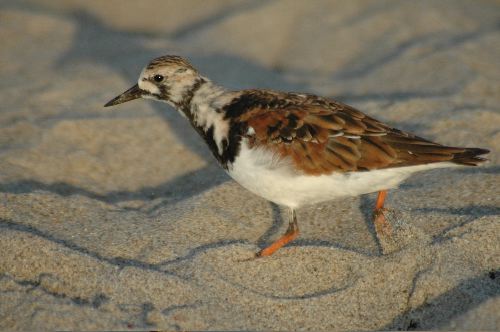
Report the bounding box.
[0,0,499,330]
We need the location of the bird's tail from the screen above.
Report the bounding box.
[450,147,490,166]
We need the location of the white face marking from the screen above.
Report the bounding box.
[137,68,161,95]
[138,79,160,95]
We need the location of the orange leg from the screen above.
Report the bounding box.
[257,209,299,257]
[375,190,387,210]
[373,190,392,237]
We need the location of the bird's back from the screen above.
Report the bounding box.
[224,89,489,175]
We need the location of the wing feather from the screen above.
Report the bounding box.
[230,90,488,174]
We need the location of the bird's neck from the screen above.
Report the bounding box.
[174,78,244,168]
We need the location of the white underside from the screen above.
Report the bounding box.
[227,140,458,208]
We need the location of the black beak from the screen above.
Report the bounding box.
[104,84,143,107]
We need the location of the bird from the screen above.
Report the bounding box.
[104,55,489,257]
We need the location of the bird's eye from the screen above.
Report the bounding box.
[153,74,164,82]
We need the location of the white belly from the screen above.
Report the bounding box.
[228,141,456,208]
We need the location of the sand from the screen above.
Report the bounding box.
[0,0,499,330]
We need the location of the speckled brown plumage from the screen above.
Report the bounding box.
[228,89,489,175]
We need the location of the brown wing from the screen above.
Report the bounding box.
[235,91,486,175]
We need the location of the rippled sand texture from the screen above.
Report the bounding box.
[1,0,499,330]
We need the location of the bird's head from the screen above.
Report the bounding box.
[104,55,202,108]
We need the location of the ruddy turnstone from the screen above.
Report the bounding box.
[105,55,489,257]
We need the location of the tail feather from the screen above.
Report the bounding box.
[451,147,490,166]
[380,129,490,168]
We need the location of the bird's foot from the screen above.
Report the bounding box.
[255,228,299,258]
